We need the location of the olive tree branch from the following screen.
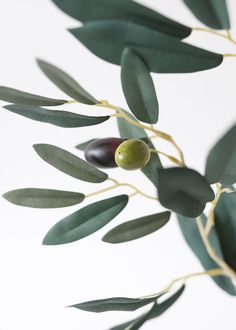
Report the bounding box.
[67,101,236,283]
[193,27,236,47]
[85,178,158,201]
[149,148,182,166]
[98,100,186,166]
[196,215,236,282]
[205,186,233,236]
[139,268,224,299]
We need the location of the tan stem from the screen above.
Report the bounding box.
[205,187,233,236]
[85,179,158,201]
[66,99,80,104]
[196,216,236,281]
[193,27,236,47]
[139,268,224,299]
[150,149,182,166]
[224,53,236,57]
[98,101,186,166]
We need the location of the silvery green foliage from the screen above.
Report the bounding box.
[2,0,235,329]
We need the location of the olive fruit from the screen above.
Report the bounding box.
[84,137,125,168]
[115,138,150,170]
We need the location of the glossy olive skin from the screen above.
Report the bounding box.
[115,139,150,170]
[85,137,125,168]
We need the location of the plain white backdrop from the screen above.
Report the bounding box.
[0,0,236,329]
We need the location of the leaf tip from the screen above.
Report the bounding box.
[42,236,52,246]
[36,58,45,67]
[101,233,115,244]
[33,143,48,153]
[2,192,9,202]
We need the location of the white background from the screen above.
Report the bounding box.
[0,0,236,329]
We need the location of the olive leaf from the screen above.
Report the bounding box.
[43,195,129,245]
[215,192,236,271]
[36,59,98,105]
[205,124,236,185]
[117,110,147,139]
[3,105,109,128]
[121,48,159,124]
[117,110,162,187]
[118,303,157,330]
[157,167,215,217]
[3,188,85,208]
[70,21,223,73]
[183,0,230,30]
[33,144,108,183]
[51,0,191,39]
[110,285,185,330]
[70,295,160,313]
[0,86,66,106]
[75,139,97,151]
[102,211,171,243]
[177,213,236,295]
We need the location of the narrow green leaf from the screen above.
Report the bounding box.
[102,211,170,243]
[3,105,109,128]
[215,192,236,271]
[75,139,97,151]
[121,48,159,124]
[36,59,98,105]
[33,144,108,183]
[205,124,236,185]
[110,285,185,330]
[0,86,66,106]
[122,304,156,330]
[129,44,223,73]
[52,0,191,39]
[177,213,236,295]
[157,167,215,217]
[70,295,159,313]
[43,195,129,245]
[117,110,147,139]
[70,21,223,73]
[3,188,85,208]
[183,0,230,30]
[117,110,162,187]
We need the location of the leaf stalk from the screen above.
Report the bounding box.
[85,178,158,201]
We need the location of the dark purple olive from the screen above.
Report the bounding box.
[84,138,125,168]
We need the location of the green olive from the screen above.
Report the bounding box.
[115,138,151,170]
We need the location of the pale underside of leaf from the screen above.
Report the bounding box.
[0,86,66,106]
[37,59,98,105]
[3,188,85,208]
[33,143,108,183]
[4,104,109,128]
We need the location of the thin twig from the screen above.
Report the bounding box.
[193,27,236,47]
[150,148,182,166]
[99,100,186,166]
[196,216,236,281]
[139,268,224,299]
[85,179,158,201]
